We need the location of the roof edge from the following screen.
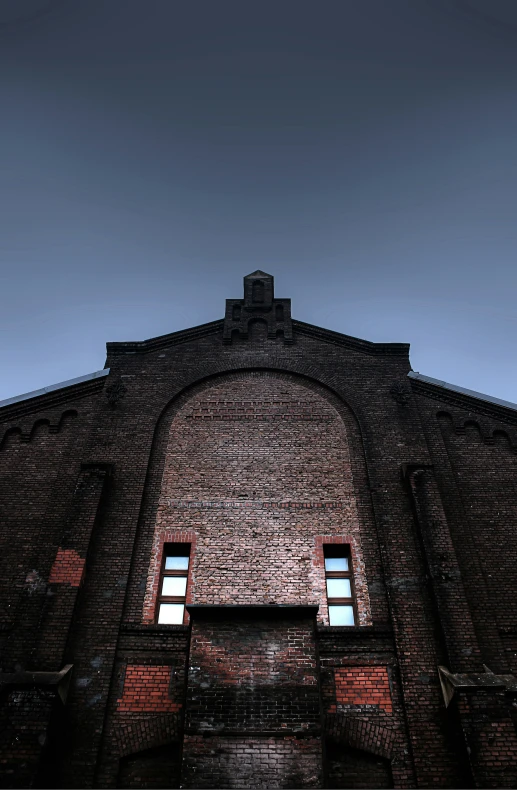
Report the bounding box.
[106,319,224,354]
[105,317,410,356]
[408,371,517,414]
[0,369,109,412]
[293,319,410,356]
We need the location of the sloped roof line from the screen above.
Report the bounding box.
[0,369,110,410]
[408,371,517,413]
[2,362,515,416]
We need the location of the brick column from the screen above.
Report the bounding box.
[181,605,323,789]
[403,464,480,672]
[36,462,113,669]
[404,464,517,788]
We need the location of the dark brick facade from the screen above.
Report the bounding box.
[0,271,516,788]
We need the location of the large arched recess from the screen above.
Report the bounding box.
[123,368,388,627]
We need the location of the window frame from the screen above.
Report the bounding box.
[156,543,190,625]
[324,544,357,626]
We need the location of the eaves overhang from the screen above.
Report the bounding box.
[292,320,410,356]
[408,371,517,417]
[0,368,109,418]
[106,319,225,355]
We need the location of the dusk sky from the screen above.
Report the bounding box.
[1,0,517,403]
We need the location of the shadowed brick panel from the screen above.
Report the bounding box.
[117,666,181,713]
[181,613,323,787]
[326,741,393,789]
[48,548,85,587]
[333,667,393,714]
[117,743,182,789]
[435,415,517,638]
[185,617,319,733]
[181,735,322,789]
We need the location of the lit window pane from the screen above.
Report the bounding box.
[326,578,352,598]
[165,556,189,570]
[328,605,355,626]
[325,557,349,572]
[158,603,184,624]
[161,577,187,596]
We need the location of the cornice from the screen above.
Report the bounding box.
[0,374,108,422]
[292,320,410,356]
[105,317,410,357]
[410,377,517,427]
[106,319,224,355]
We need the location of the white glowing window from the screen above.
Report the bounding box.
[326,578,352,598]
[158,603,185,624]
[324,557,349,572]
[165,556,189,571]
[156,544,190,625]
[161,576,187,597]
[324,545,355,626]
[328,605,355,626]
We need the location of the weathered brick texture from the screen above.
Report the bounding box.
[144,373,372,626]
[181,735,322,789]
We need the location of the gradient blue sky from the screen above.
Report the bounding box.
[1,0,517,402]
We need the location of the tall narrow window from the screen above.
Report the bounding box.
[324,545,356,626]
[157,544,190,625]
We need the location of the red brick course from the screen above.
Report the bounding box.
[48,548,86,587]
[334,667,393,714]
[117,665,182,714]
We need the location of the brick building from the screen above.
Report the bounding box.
[1,270,516,788]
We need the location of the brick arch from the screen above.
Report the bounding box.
[114,713,181,758]
[0,426,22,451]
[325,711,395,760]
[132,368,380,627]
[149,361,375,450]
[29,418,51,440]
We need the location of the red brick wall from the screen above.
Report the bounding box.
[144,372,372,625]
[48,548,85,587]
[117,665,182,714]
[333,667,393,714]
